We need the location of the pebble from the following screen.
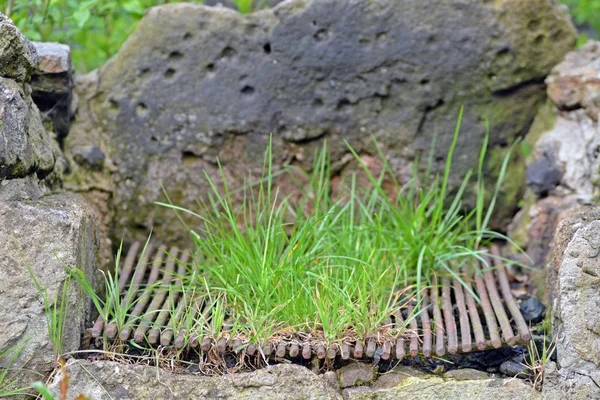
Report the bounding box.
[499,360,528,377]
[520,296,546,323]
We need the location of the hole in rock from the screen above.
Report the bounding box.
[263,43,272,54]
[165,68,176,79]
[241,85,256,95]
[168,51,184,61]
[136,102,149,118]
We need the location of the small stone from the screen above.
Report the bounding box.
[520,297,546,324]
[321,371,339,390]
[444,368,490,381]
[500,360,528,377]
[374,367,426,389]
[72,145,106,170]
[337,363,376,388]
[526,157,562,197]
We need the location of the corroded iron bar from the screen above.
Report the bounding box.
[452,278,472,353]
[482,255,516,346]
[201,337,212,352]
[393,310,406,360]
[354,342,364,359]
[463,272,486,351]
[341,343,351,360]
[326,344,337,360]
[421,290,432,357]
[289,343,299,358]
[232,339,243,353]
[106,243,154,340]
[262,344,272,357]
[381,341,391,360]
[121,245,166,341]
[276,343,287,358]
[442,278,458,354]
[432,282,445,356]
[92,242,141,338]
[366,340,376,358]
[316,344,326,359]
[134,246,178,343]
[147,250,189,344]
[407,304,419,357]
[217,337,228,354]
[302,343,311,359]
[474,265,502,348]
[490,247,532,342]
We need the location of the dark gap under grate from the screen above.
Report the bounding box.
[89,243,532,362]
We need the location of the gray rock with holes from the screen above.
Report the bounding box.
[65,0,576,245]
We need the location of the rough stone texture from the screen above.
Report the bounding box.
[0,16,64,194]
[0,76,59,181]
[53,360,540,400]
[204,0,285,10]
[65,0,576,245]
[31,41,74,139]
[509,42,600,267]
[0,193,100,386]
[337,363,376,388]
[0,13,37,82]
[342,373,539,400]
[543,208,600,399]
[53,361,341,400]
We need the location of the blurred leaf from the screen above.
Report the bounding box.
[72,7,90,28]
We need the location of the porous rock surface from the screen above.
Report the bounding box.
[54,361,341,400]
[0,193,100,384]
[52,360,540,400]
[65,0,576,245]
[542,208,600,399]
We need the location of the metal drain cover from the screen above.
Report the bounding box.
[89,243,531,362]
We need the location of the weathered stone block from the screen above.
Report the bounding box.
[543,208,600,399]
[0,13,37,83]
[31,42,74,139]
[0,193,100,385]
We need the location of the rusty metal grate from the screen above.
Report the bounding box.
[89,243,531,361]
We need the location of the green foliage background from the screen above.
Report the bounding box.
[1,0,598,72]
[1,0,272,72]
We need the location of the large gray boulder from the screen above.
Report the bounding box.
[65,0,576,245]
[542,208,600,399]
[0,193,100,387]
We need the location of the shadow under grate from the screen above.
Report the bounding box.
[89,242,532,362]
